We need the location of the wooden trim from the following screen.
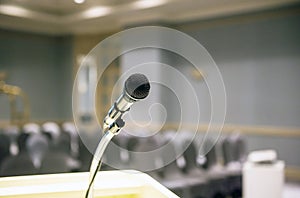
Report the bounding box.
[0,119,68,127]
[124,122,300,138]
[1,120,300,137]
[286,166,300,182]
[217,123,300,138]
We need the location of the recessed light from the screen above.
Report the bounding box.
[82,6,111,18]
[0,5,31,17]
[74,0,85,4]
[132,0,167,9]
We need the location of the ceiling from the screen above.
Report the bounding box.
[0,0,299,35]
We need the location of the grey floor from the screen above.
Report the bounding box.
[283,182,300,198]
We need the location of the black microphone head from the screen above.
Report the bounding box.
[125,73,150,100]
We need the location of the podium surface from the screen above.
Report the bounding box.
[0,170,179,198]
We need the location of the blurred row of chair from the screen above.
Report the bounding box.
[103,131,246,198]
[0,122,246,198]
[0,122,91,176]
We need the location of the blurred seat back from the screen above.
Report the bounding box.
[23,123,40,134]
[62,122,79,158]
[235,134,247,163]
[182,140,203,174]
[222,133,246,168]
[3,125,19,155]
[78,137,93,171]
[26,133,49,169]
[0,133,10,166]
[222,136,235,166]
[202,139,218,170]
[40,152,80,174]
[17,133,30,153]
[0,152,38,177]
[160,141,182,179]
[129,133,165,179]
[56,132,72,154]
[42,122,61,146]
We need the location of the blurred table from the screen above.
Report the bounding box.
[0,170,178,198]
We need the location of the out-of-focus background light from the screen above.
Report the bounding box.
[74,0,85,4]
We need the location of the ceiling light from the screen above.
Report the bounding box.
[132,0,167,9]
[74,0,85,4]
[82,6,111,19]
[0,5,31,17]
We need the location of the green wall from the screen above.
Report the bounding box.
[0,29,73,120]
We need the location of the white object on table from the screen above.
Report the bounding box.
[243,150,285,198]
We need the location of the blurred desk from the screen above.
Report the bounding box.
[0,170,178,198]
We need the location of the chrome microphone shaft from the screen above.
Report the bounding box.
[86,119,125,198]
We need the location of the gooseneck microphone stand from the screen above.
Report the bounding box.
[85,119,125,198]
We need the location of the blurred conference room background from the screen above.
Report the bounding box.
[0,0,300,197]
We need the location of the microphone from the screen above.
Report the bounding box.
[103,73,150,131]
[85,73,150,198]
